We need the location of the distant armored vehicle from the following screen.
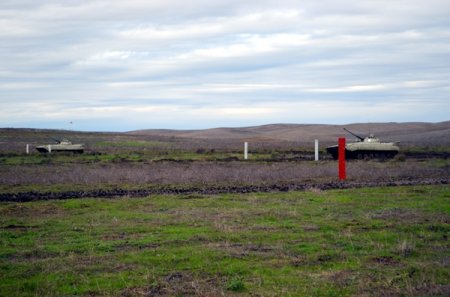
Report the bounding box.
[36,137,84,153]
[326,128,399,160]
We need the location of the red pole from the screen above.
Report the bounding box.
[338,137,346,180]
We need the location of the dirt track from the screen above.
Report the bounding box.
[1,178,447,202]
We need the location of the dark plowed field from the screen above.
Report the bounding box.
[1,178,448,202]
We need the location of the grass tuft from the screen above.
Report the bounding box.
[396,239,416,257]
[226,275,246,292]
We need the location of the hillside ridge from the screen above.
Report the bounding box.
[128,121,450,144]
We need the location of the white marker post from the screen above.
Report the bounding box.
[48,145,52,153]
[244,142,248,160]
[26,144,29,154]
[315,139,319,161]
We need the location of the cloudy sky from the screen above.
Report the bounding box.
[1,0,449,131]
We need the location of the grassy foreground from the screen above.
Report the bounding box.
[0,185,449,296]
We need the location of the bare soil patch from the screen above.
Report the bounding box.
[121,272,226,297]
[370,256,402,266]
[0,178,447,201]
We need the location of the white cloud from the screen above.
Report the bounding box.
[308,84,389,93]
[0,82,49,90]
[175,34,307,60]
[118,9,304,41]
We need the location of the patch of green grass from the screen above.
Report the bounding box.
[94,140,169,148]
[0,151,269,165]
[0,185,449,296]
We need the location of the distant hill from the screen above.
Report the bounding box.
[2,122,449,151]
[129,121,450,145]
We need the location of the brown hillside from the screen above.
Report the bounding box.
[129,121,450,145]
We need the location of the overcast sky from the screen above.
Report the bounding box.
[1,0,449,131]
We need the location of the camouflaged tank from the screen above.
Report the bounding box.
[326,128,399,160]
[36,137,84,153]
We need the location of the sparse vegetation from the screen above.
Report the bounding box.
[1,159,448,198]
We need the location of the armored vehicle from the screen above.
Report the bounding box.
[326,128,399,160]
[36,137,84,153]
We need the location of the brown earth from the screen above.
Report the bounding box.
[1,178,447,202]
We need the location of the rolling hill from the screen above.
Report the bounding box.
[129,121,450,145]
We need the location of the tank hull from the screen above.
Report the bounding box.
[326,145,398,160]
[35,144,84,153]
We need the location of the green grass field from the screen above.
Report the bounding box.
[0,150,298,166]
[1,185,449,296]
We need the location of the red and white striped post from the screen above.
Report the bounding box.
[338,137,346,180]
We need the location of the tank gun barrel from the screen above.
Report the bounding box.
[49,136,62,144]
[343,128,364,141]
